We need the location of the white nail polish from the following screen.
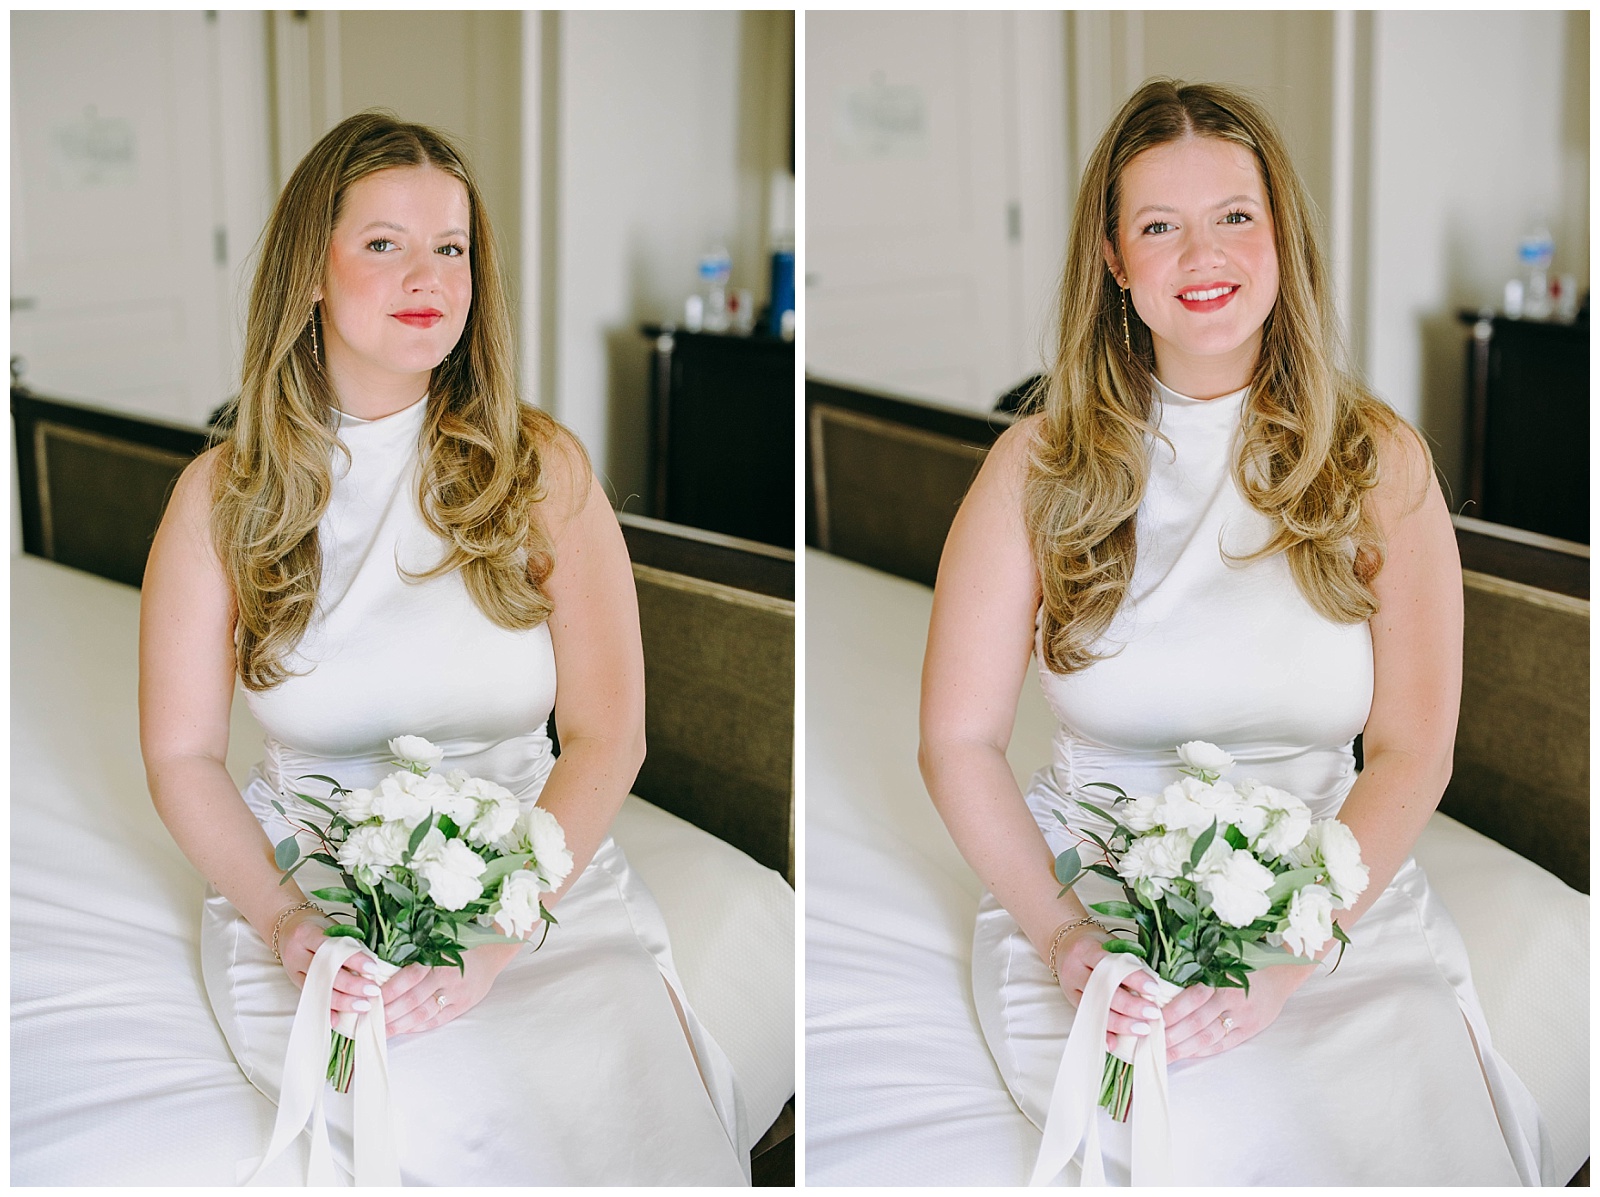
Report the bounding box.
[353,999,371,1012]
[1143,1005,1161,1019]
[1131,1022,1150,1035]
[363,984,381,997]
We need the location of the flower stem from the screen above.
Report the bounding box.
[328,1031,356,1093]
[1099,1054,1134,1123]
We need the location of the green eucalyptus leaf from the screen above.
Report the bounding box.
[274,836,301,871]
[439,815,460,839]
[1086,863,1123,882]
[1223,825,1249,851]
[382,877,418,906]
[1054,846,1083,887]
[1189,820,1217,869]
[291,792,340,818]
[1165,892,1199,922]
[271,799,288,818]
[309,852,340,869]
[540,906,559,926]
[1052,808,1070,826]
[296,773,350,795]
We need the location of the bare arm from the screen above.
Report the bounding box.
[919,421,1166,1039]
[139,450,315,944]
[525,435,648,908]
[1309,425,1463,935]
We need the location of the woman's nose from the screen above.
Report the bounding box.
[1177,226,1226,273]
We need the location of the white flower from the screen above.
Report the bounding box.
[464,787,521,848]
[410,831,488,911]
[1177,741,1234,776]
[389,735,445,774]
[1118,793,1165,833]
[1295,819,1369,909]
[421,773,479,828]
[1243,782,1313,860]
[339,786,380,824]
[513,805,574,891]
[491,870,545,939]
[336,821,410,887]
[1116,828,1192,897]
[369,771,434,827]
[1193,844,1276,927]
[1281,884,1336,957]
[1154,777,1245,836]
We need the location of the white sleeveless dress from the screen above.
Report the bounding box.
[199,395,750,1185]
[970,379,1555,1185]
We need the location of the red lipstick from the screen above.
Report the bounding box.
[393,309,444,328]
[1175,284,1239,314]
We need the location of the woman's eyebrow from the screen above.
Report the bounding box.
[355,220,470,239]
[1130,195,1260,219]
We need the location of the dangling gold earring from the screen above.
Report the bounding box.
[310,305,321,367]
[1120,284,1131,354]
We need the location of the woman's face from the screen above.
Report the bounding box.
[317,165,472,401]
[1104,136,1279,399]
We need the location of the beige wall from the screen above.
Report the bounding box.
[549,11,793,503]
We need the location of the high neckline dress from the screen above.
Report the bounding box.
[970,377,1554,1184]
[198,394,751,1185]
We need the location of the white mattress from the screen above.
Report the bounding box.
[803,548,1588,1184]
[10,552,793,1184]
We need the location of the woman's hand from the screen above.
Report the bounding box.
[275,907,386,1028]
[1161,964,1305,1062]
[1054,926,1212,1053]
[378,943,523,1037]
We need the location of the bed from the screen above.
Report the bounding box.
[803,377,1589,1185]
[10,388,796,1185]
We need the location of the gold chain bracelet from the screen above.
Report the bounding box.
[269,900,322,962]
[1046,915,1109,981]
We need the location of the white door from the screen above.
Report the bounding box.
[805,11,1065,414]
[11,11,243,427]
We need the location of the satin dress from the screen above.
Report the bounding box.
[971,378,1554,1185]
[199,395,750,1185]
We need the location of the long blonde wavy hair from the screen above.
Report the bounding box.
[213,111,572,690]
[1025,79,1420,675]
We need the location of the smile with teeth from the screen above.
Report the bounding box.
[1179,285,1238,302]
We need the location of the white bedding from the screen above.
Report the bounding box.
[804,548,1588,1185]
[11,552,793,1184]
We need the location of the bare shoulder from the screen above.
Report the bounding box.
[162,444,226,545]
[970,413,1043,505]
[529,410,595,525]
[1368,414,1438,531]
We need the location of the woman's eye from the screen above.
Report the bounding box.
[366,238,398,252]
[1222,210,1252,225]
[1141,221,1173,235]
[436,243,467,258]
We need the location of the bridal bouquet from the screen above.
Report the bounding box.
[273,735,574,1091]
[1052,741,1368,1121]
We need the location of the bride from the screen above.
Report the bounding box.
[139,111,749,1185]
[918,79,1552,1184]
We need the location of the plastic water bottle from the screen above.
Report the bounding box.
[1517,226,1554,319]
[697,246,733,333]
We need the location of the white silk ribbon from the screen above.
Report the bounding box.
[245,938,402,1187]
[1030,954,1177,1187]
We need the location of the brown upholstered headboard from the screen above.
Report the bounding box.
[804,376,1590,893]
[12,387,796,883]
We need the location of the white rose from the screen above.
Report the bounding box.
[1177,741,1234,776]
[1153,779,1211,835]
[339,786,380,824]
[370,771,433,827]
[1281,883,1336,957]
[336,821,411,887]
[1116,828,1193,896]
[411,829,488,910]
[465,788,522,848]
[491,870,545,939]
[1119,793,1165,833]
[1249,784,1313,860]
[389,735,445,774]
[1194,845,1275,927]
[1302,819,1369,908]
[420,773,479,829]
[516,805,574,891]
